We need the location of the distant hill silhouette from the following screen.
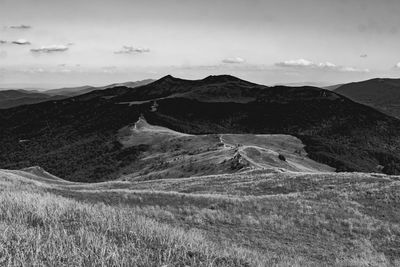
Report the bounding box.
[1,75,400,182]
[334,78,400,118]
[43,85,95,97]
[0,89,65,109]
[0,79,155,109]
[43,79,155,96]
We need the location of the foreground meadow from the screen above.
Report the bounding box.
[0,168,399,266]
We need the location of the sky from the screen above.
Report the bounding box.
[1,0,400,89]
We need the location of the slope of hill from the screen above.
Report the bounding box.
[335,78,400,118]
[1,75,400,182]
[323,84,343,91]
[0,89,65,109]
[1,167,399,266]
[114,117,333,181]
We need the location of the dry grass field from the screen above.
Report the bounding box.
[1,167,400,266]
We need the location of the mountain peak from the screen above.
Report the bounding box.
[158,75,178,82]
[150,75,186,86]
[161,74,174,79]
[202,75,246,84]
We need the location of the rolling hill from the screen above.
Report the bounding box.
[0,79,155,109]
[0,89,65,109]
[2,75,400,266]
[114,117,333,181]
[1,75,400,182]
[334,78,400,118]
[1,165,399,266]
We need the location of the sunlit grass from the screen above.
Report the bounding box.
[0,190,268,266]
[1,169,400,266]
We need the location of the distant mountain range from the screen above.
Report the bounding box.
[43,79,155,96]
[0,89,65,109]
[0,79,154,109]
[1,75,400,182]
[334,78,400,118]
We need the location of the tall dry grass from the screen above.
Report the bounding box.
[0,190,266,267]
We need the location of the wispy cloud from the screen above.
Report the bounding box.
[275,59,369,73]
[360,54,368,58]
[222,57,245,64]
[276,59,315,68]
[12,39,31,45]
[0,40,7,44]
[114,45,150,54]
[30,45,69,53]
[9,24,32,30]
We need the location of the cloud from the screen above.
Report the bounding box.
[360,54,368,58]
[30,45,69,53]
[395,62,400,69]
[222,57,245,64]
[0,40,7,44]
[9,24,31,30]
[275,59,369,73]
[114,45,150,54]
[12,39,31,45]
[276,59,315,68]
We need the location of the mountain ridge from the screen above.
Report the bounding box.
[1,75,400,182]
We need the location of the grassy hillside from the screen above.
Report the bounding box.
[335,78,400,119]
[0,189,260,266]
[1,168,400,266]
[1,75,400,182]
